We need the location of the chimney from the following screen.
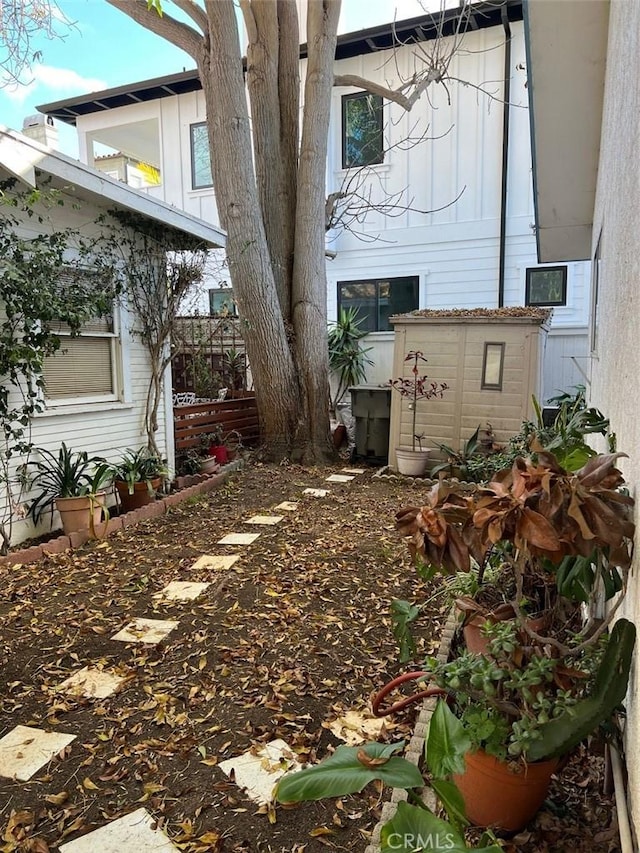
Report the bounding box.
[21,114,59,150]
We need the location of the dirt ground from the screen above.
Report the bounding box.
[0,463,621,852]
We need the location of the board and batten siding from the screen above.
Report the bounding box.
[72,19,589,399]
[0,189,168,546]
[388,315,547,468]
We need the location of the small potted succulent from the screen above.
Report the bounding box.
[389,350,448,476]
[26,443,113,535]
[113,447,168,513]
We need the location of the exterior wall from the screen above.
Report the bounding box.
[0,186,168,546]
[325,22,590,402]
[71,20,589,400]
[387,317,546,468]
[588,0,640,841]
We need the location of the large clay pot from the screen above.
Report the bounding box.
[115,479,161,513]
[395,448,430,476]
[453,749,559,831]
[55,493,106,535]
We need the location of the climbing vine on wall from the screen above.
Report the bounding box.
[0,181,118,552]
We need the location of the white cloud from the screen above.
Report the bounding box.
[3,64,106,104]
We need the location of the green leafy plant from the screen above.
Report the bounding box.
[431,425,482,480]
[113,447,168,495]
[389,351,448,452]
[0,182,118,551]
[26,443,113,524]
[327,307,373,412]
[276,702,502,852]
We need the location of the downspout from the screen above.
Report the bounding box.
[498,4,512,308]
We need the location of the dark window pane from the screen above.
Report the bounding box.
[342,93,383,168]
[338,277,418,332]
[378,278,419,331]
[525,267,567,306]
[338,282,377,332]
[191,122,213,189]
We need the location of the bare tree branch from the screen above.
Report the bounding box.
[334,68,442,111]
[172,0,209,36]
[238,0,257,45]
[105,0,203,59]
[0,0,71,88]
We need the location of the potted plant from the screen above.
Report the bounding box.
[389,350,448,477]
[26,443,113,535]
[196,434,222,475]
[113,447,168,513]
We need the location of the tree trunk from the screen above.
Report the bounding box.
[292,0,341,459]
[197,1,304,459]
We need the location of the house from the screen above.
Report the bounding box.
[38,0,590,413]
[525,0,640,843]
[0,125,225,546]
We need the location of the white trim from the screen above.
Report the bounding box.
[33,402,135,418]
[0,125,226,248]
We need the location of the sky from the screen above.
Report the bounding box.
[0,0,427,156]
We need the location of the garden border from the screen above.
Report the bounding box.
[364,608,459,853]
[0,460,243,568]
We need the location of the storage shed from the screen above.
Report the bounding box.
[388,308,551,470]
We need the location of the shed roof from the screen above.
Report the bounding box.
[0,126,226,249]
[391,306,552,324]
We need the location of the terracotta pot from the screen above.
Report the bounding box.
[395,448,430,476]
[461,605,550,655]
[55,493,106,536]
[200,456,220,476]
[115,478,161,513]
[453,749,559,831]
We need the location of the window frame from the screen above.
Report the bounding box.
[481,342,506,391]
[337,276,419,333]
[524,265,568,307]
[341,91,384,170]
[190,121,213,190]
[42,268,121,407]
[208,288,237,317]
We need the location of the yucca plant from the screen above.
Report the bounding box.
[327,307,373,412]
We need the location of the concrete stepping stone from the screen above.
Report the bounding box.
[111,618,178,645]
[275,501,298,511]
[244,515,283,526]
[191,555,239,571]
[56,667,125,699]
[218,738,301,805]
[59,807,178,852]
[342,467,366,474]
[303,488,328,497]
[155,581,210,601]
[325,474,355,483]
[0,725,76,781]
[217,532,261,545]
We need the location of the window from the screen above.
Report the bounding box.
[190,122,213,189]
[42,269,119,405]
[341,92,384,169]
[337,277,418,332]
[208,288,236,316]
[591,233,602,354]
[481,342,505,391]
[525,266,567,306]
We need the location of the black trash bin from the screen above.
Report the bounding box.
[349,385,391,464]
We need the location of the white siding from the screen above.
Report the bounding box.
[0,187,169,546]
[73,20,590,395]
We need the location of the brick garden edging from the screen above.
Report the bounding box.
[0,459,244,568]
[364,608,459,853]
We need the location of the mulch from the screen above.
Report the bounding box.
[0,463,621,852]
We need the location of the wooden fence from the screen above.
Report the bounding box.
[174,393,260,453]
[172,315,248,395]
